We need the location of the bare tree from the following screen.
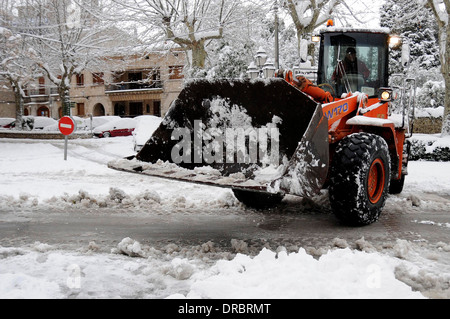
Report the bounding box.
[282,0,342,61]
[19,0,119,116]
[424,0,450,136]
[112,0,241,70]
[281,0,383,64]
[0,2,38,128]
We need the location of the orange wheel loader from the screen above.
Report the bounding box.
[109,29,416,226]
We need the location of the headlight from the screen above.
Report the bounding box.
[389,35,402,49]
[379,88,393,102]
[311,35,321,43]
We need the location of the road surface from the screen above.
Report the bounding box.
[1,192,448,256]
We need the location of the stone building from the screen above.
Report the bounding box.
[0,49,186,120]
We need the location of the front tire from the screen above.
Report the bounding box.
[329,133,391,226]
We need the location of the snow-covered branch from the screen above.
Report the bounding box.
[112,0,241,69]
[421,0,450,135]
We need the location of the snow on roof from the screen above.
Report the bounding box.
[320,27,391,34]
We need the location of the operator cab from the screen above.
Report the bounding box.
[317,29,390,98]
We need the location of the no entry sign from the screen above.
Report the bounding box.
[59,116,76,136]
[59,116,76,161]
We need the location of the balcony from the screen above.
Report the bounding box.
[26,87,59,97]
[105,80,163,94]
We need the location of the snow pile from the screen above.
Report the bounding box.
[415,106,445,119]
[0,240,434,299]
[172,247,425,299]
[0,186,239,213]
[112,238,146,258]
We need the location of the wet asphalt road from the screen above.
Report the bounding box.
[1,193,448,254]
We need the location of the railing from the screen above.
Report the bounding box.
[391,75,416,138]
[26,87,59,97]
[27,89,47,97]
[105,80,163,92]
[293,66,318,84]
[24,80,164,97]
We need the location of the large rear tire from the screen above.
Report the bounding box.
[329,133,391,226]
[232,189,284,210]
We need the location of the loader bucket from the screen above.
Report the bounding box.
[113,79,329,198]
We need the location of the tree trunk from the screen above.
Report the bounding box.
[427,0,450,136]
[442,24,450,136]
[443,75,450,136]
[296,29,303,58]
[287,1,322,65]
[59,86,71,117]
[14,87,24,131]
[308,43,316,66]
[190,41,207,69]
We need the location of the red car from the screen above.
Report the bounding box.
[93,118,137,138]
[0,118,16,128]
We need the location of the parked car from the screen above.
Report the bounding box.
[43,116,84,132]
[0,118,16,128]
[93,118,137,138]
[1,116,57,130]
[84,116,121,131]
[132,115,162,152]
[25,116,58,130]
[42,116,121,132]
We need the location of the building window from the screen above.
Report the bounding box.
[37,106,49,117]
[169,66,184,80]
[114,103,126,116]
[77,103,85,116]
[93,73,104,85]
[153,101,161,117]
[39,77,46,95]
[76,74,84,87]
[130,102,143,117]
[129,72,142,90]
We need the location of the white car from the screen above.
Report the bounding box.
[1,116,57,130]
[43,116,122,132]
[43,116,85,132]
[93,118,138,138]
[132,115,162,152]
[25,116,58,130]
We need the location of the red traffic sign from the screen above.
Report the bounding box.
[59,116,76,136]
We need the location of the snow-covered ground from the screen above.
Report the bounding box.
[0,135,449,299]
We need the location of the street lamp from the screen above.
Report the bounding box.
[248,47,276,79]
[255,47,268,68]
[247,61,260,79]
[262,59,276,79]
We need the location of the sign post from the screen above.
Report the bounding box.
[58,116,76,161]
